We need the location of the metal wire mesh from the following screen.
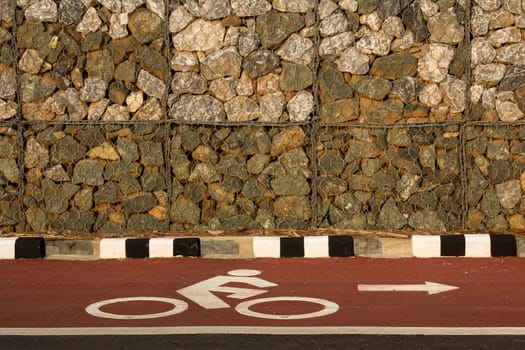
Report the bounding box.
[1,0,524,233]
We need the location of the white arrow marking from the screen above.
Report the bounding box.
[357,281,459,295]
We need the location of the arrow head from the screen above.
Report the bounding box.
[425,281,459,295]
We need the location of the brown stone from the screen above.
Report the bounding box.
[320,98,360,123]
[467,209,485,230]
[270,126,307,157]
[272,196,311,220]
[508,214,525,230]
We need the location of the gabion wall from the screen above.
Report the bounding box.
[0,0,524,233]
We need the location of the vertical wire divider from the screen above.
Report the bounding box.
[309,0,321,229]
[459,0,473,230]
[12,5,27,233]
[162,0,174,233]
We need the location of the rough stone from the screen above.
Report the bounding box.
[473,63,507,86]
[428,10,464,44]
[320,98,360,123]
[258,92,286,122]
[243,50,280,78]
[320,11,349,37]
[408,210,447,231]
[273,0,316,12]
[319,32,355,57]
[496,100,524,121]
[273,196,311,220]
[79,77,107,102]
[76,7,102,33]
[271,175,310,195]
[171,72,207,96]
[370,52,418,80]
[336,47,369,74]
[201,47,242,80]
[128,9,164,44]
[72,159,104,186]
[0,67,16,99]
[356,31,392,56]
[20,75,56,103]
[287,91,314,122]
[499,65,525,91]
[169,6,194,34]
[401,0,430,42]
[391,77,420,103]
[231,0,272,17]
[256,12,305,49]
[496,43,525,64]
[276,34,314,65]
[377,198,407,230]
[171,95,225,122]
[495,180,522,209]
[225,96,259,121]
[137,70,166,99]
[354,76,392,100]
[19,49,44,74]
[271,126,307,157]
[418,44,455,83]
[122,192,157,213]
[280,63,313,91]
[25,0,58,22]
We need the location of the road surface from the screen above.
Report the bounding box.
[1,257,525,348]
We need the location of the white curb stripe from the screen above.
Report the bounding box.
[0,237,17,259]
[412,235,441,257]
[304,236,329,257]
[149,238,174,258]
[465,234,491,257]
[99,238,127,259]
[253,237,280,258]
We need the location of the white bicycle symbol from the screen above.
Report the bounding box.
[85,269,339,320]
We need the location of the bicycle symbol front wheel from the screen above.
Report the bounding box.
[235,296,339,320]
[85,297,189,320]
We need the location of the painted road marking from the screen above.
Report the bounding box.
[3,327,525,336]
[357,281,459,295]
[85,297,189,320]
[236,297,340,320]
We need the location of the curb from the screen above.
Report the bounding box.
[0,234,524,260]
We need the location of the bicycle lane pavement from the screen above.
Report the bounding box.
[1,258,525,331]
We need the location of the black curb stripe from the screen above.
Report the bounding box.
[490,234,517,257]
[440,235,465,256]
[328,236,354,257]
[280,237,304,258]
[15,237,45,259]
[174,238,201,257]
[126,238,150,259]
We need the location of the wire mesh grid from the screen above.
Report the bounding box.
[2,0,525,233]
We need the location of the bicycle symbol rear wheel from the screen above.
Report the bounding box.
[235,296,339,320]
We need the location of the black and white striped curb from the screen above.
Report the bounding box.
[99,238,201,259]
[0,237,45,259]
[252,236,355,258]
[0,235,522,259]
[412,234,517,257]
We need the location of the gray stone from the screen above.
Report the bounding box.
[271,175,310,196]
[53,211,95,232]
[134,98,163,121]
[287,91,314,122]
[499,65,525,91]
[276,34,314,65]
[256,12,305,49]
[26,207,46,231]
[50,136,87,164]
[44,165,70,182]
[173,19,225,52]
[225,96,259,121]
[231,0,272,17]
[401,1,430,42]
[418,44,455,83]
[128,8,164,44]
[319,32,355,57]
[480,190,501,217]
[25,0,58,22]
[280,63,313,91]
[201,47,242,80]
[20,75,56,103]
[127,214,168,232]
[377,198,407,230]
[428,10,464,44]
[243,50,280,78]
[273,0,316,12]
[79,77,107,102]
[170,195,201,225]
[168,5,194,34]
[396,173,421,200]
[334,193,362,215]
[496,43,525,65]
[319,62,353,102]
[488,159,513,183]
[171,72,207,96]
[141,168,166,191]
[94,183,120,204]
[258,92,286,122]
[25,138,49,169]
[357,0,378,14]
[85,49,115,83]
[76,7,102,33]
[132,46,169,81]
[320,11,349,37]
[239,29,260,57]
[356,31,392,56]
[378,0,401,18]
[408,210,447,231]
[171,95,225,122]
[187,0,230,19]
[120,175,141,195]
[279,149,309,178]
[370,52,418,80]
[117,140,139,163]
[42,179,79,213]
[122,192,157,213]
[318,176,347,196]
[495,180,522,209]
[319,151,345,175]
[137,70,166,100]
[391,77,421,103]
[104,161,142,181]
[72,159,104,186]
[139,141,164,167]
[0,159,18,184]
[273,195,311,221]
[335,47,369,75]
[216,156,249,180]
[354,76,392,100]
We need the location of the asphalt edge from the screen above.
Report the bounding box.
[0,234,524,260]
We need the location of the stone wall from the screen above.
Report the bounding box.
[0,0,524,233]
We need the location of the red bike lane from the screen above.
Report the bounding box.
[1,257,524,331]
